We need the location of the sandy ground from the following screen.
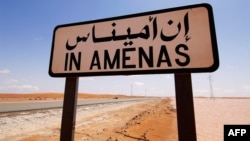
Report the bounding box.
[194,98,250,141]
[0,96,177,141]
[0,93,137,103]
[0,94,250,141]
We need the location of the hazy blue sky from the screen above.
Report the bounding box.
[0,0,250,97]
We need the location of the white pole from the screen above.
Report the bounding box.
[209,74,214,99]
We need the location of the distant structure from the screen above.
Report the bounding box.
[208,74,214,99]
[131,84,133,96]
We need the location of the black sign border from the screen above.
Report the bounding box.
[49,3,219,77]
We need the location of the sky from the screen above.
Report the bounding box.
[0,0,250,97]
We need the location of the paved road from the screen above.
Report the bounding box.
[0,98,155,113]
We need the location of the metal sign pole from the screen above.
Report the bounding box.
[174,73,197,141]
[60,77,79,141]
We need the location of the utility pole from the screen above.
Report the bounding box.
[209,74,214,99]
[131,84,133,96]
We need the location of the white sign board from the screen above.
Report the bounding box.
[49,3,219,77]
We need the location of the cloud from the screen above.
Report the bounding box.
[243,85,250,90]
[1,84,39,92]
[0,68,10,74]
[165,75,173,79]
[24,85,39,91]
[7,79,19,84]
[134,82,144,86]
[243,85,250,92]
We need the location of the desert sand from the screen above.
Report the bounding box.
[0,94,177,141]
[194,97,250,141]
[0,93,250,141]
[0,93,137,103]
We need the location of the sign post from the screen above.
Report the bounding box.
[175,73,196,141]
[60,77,79,141]
[49,3,219,141]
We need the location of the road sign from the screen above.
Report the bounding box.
[49,3,219,77]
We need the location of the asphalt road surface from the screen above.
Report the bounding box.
[0,98,154,113]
